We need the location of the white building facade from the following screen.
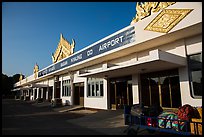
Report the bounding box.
[13,2,202,110]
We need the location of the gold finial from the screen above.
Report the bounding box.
[34,63,39,79]
[60,33,63,40]
[19,73,23,81]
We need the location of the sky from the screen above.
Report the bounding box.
[2,2,136,77]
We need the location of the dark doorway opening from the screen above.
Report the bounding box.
[74,83,84,106]
[110,76,133,109]
[48,86,53,102]
[55,81,61,98]
[42,87,47,100]
[140,69,182,108]
[34,89,37,99]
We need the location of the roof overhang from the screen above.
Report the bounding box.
[12,83,49,91]
[11,88,21,91]
[30,83,49,88]
[79,49,187,78]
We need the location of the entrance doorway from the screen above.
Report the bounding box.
[48,86,53,102]
[55,81,61,98]
[140,69,182,108]
[110,76,133,109]
[74,83,84,106]
[42,87,47,100]
[34,89,37,99]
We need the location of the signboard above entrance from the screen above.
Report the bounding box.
[38,26,135,78]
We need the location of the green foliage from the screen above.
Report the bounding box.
[2,73,25,98]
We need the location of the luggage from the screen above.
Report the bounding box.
[145,103,162,128]
[131,104,144,117]
[130,104,146,125]
[177,104,196,121]
[148,103,163,117]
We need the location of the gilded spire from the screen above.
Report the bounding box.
[19,73,23,81]
[60,33,63,41]
[33,63,39,79]
[52,34,75,63]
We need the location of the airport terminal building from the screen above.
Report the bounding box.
[13,2,202,110]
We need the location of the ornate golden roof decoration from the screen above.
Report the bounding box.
[144,9,193,33]
[33,63,39,79]
[131,2,176,24]
[52,34,75,63]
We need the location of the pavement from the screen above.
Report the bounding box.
[2,99,176,135]
[2,99,127,135]
[29,100,129,135]
[68,109,127,135]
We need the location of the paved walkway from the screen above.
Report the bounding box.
[29,100,128,135]
[2,99,175,135]
[68,109,127,135]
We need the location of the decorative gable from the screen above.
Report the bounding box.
[52,34,75,63]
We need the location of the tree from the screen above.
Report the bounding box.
[2,73,25,98]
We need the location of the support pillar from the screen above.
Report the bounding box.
[70,73,74,105]
[132,74,140,104]
[24,90,26,100]
[46,87,49,100]
[33,88,35,100]
[37,88,39,99]
[41,88,43,99]
[52,84,55,100]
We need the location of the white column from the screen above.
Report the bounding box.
[30,89,32,100]
[41,88,43,99]
[27,89,29,96]
[70,74,74,105]
[37,88,39,99]
[52,85,55,100]
[33,88,35,100]
[104,78,108,110]
[179,67,202,106]
[24,90,27,100]
[46,87,48,100]
[21,90,23,96]
[132,74,140,104]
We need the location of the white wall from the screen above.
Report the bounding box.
[186,34,202,55]
[59,74,71,105]
[48,78,54,87]
[177,34,202,107]
[132,74,140,105]
[179,67,202,107]
[59,72,87,105]
[73,73,86,83]
[133,2,202,46]
[84,78,108,110]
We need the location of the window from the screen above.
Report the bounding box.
[62,80,71,97]
[188,53,202,98]
[87,78,104,97]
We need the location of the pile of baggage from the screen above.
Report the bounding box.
[124,103,202,135]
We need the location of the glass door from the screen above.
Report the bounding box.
[141,69,181,108]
